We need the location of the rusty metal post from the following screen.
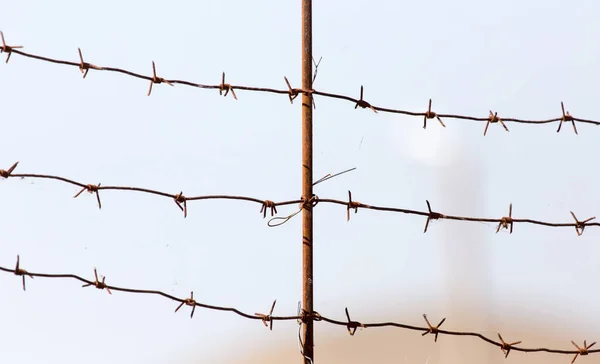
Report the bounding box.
[301,0,314,363]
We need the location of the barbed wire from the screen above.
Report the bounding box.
[2,31,597,363]
[0,254,597,362]
[0,31,595,135]
[1,161,597,235]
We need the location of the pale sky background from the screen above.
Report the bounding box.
[2,1,600,363]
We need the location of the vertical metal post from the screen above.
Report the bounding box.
[301,0,314,363]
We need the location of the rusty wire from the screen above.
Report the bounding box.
[2,32,599,362]
[0,31,597,133]
[0,255,598,361]
[1,162,598,235]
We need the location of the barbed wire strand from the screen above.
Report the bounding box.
[0,32,595,134]
[1,162,597,235]
[0,255,598,361]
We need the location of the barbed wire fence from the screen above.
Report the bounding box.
[0,164,597,234]
[0,31,594,135]
[0,17,598,364]
[2,254,598,362]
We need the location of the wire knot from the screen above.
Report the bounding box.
[557,101,578,134]
[346,190,361,221]
[147,61,173,96]
[73,183,102,209]
[354,85,377,113]
[14,255,34,291]
[219,72,238,100]
[300,195,319,210]
[84,184,99,193]
[423,99,445,129]
[0,31,23,63]
[484,110,509,136]
[82,268,112,295]
[570,211,595,236]
[0,161,19,178]
[311,311,322,321]
[175,291,197,318]
[260,200,278,218]
[345,307,364,336]
[284,76,299,104]
[497,333,521,358]
[77,48,101,78]
[571,340,596,363]
[174,192,188,218]
[496,203,514,234]
[255,300,277,330]
[424,200,444,233]
[298,306,312,325]
[422,314,446,342]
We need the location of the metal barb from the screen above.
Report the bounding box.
[344,307,363,336]
[14,255,34,291]
[557,102,578,135]
[496,203,514,234]
[147,61,173,96]
[73,183,102,209]
[219,72,237,100]
[571,340,597,363]
[0,161,19,178]
[423,99,445,129]
[175,291,196,318]
[77,48,100,78]
[260,200,277,218]
[255,299,277,330]
[570,211,595,236]
[497,333,522,358]
[78,48,88,78]
[174,192,187,218]
[484,110,509,136]
[422,314,446,342]
[346,190,360,221]
[424,200,444,233]
[82,268,111,295]
[0,31,23,63]
[284,76,299,104]
[354,85,377,113]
